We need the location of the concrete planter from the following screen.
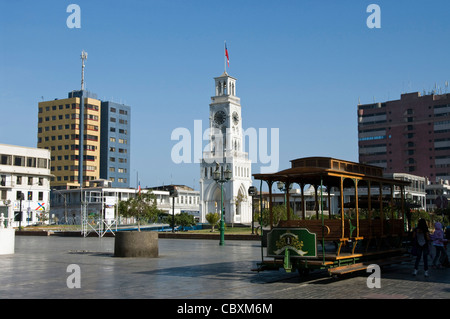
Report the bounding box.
[114,231,158,258]
[0,229,15,255]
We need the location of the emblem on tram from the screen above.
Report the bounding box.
[275,232,308,256]
[267,228,317,258]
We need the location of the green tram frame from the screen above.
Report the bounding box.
[253,157,412,276]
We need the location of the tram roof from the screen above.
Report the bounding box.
[253,157,410,187]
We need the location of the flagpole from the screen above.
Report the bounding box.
[224,41,226,73]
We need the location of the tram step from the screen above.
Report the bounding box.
[329,255,411,276]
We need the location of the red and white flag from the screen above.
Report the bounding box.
[225,43,229,67]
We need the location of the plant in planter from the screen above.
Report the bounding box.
[115,191,163,257]
[118,191,161,231]
[206,212,220,232]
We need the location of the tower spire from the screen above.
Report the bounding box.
[80,50,88,90]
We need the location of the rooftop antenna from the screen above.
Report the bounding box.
[81,50,88,90]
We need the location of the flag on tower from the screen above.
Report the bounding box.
[138,181,141,195]
[225,43,229,67]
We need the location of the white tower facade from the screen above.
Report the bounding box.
[199,72,252,224]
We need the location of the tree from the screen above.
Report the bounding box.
[260,204,289,227]
[176,212,196,231]
[118,191,162,231]
[206,212,220,232]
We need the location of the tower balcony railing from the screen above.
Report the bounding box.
[202,150,249,161]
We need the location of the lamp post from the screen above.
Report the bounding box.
[169,187,178,233]
[213,163,232,246]
[18,192,24,230]
[277,181,292,216]
[248,186,258,235]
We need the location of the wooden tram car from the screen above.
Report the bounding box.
[253,157,412,276]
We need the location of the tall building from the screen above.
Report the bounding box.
[0,143,51,227]
[100,101,131,187]
[199,72,252,224]
[37,91,131,189]
[38,90,101,189]
[358,91,450,182]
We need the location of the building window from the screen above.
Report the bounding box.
[13,156,25,167]
[1,155,12,165]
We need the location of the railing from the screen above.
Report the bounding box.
[203,150,249,161]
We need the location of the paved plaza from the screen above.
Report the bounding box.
[0,235,449,300]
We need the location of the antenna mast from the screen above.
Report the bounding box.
[81,50,88,90]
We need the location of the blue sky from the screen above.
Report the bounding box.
[1,0,449,190]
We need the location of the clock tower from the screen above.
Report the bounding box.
[199,72,253,225]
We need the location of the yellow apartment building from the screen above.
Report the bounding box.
[37,91,101,189]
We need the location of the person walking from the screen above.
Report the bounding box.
[432,222,447,268]
[413,218,431,276]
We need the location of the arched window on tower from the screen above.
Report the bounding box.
[223,81,227,95]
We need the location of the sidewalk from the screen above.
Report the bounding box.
[0,236,449,299]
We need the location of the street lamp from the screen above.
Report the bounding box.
[277,181,292,208]
[213,162,232,246]
[169,187,178,233]
[17,192,24,230]
[248,186,258,234]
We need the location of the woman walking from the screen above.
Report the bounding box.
[413,218,431,276]
[432,222,447,268]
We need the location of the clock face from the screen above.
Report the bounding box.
[214,110,226,125]
[232,111,239,125]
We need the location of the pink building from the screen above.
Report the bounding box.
[358,92,450,182]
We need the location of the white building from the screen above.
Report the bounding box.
[50,181,200,224]
[425,179,450,211]
[149,185,200,222]
[199,72,252,224]
[0,144,51,227]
